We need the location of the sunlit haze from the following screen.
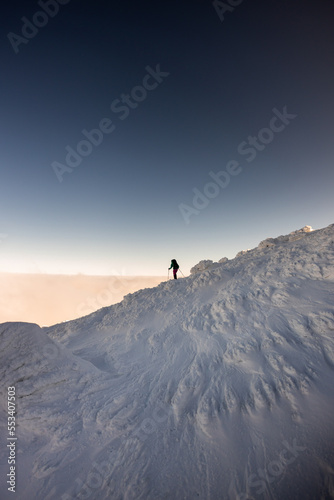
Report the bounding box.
[0,273,165,326]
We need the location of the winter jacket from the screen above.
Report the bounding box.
[169,260,179,270]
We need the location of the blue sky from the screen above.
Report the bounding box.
[1,0,334,276]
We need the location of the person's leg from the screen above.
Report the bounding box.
[173,269,177,279]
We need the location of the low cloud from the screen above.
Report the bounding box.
[0,273,165,327]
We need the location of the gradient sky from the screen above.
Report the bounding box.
[1,0,334,276]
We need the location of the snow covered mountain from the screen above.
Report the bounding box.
[1,224,334,500]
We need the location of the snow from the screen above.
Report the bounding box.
[1,224,334,499]
[190,260,215,274]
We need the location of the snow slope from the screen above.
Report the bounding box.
[1,224,334,499]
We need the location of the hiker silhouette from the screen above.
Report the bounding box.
[169,259,179,279]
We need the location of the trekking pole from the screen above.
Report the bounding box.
[179,268,185,277]
[168,269,169,280]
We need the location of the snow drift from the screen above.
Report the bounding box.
[1,224,334,499]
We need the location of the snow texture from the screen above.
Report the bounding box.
[190,260,214,274]
[1,224,334,499]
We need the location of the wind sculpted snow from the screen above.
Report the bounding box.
[1,225,334,499]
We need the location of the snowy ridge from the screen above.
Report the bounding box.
[1,224,334,499]
[189,225,314,273]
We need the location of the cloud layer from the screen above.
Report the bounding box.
[0,274,165,326]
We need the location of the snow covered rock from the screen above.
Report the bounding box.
[190,258,228,274]
[190,259,214,274]
[235,248,251,257]
[258,237,279,248]
[290,224,313,234]
[258,225,313,249]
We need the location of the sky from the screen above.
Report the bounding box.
[1,0,334,276]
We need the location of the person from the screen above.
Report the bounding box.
[169,259,179,279]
